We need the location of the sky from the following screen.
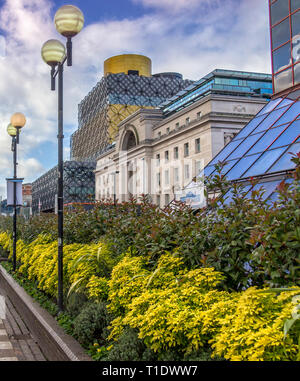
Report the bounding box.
[0,0,272,200]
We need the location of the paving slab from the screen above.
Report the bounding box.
[0,287,47,361]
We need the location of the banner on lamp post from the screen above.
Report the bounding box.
[6,178,24,206]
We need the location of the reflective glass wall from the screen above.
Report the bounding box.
[270,0,300,93]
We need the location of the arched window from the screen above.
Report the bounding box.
[122,130,137,151]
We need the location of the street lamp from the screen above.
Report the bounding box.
[7,113,26,272]
[41,5,84,312]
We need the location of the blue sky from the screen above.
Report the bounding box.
[0,0,271,199]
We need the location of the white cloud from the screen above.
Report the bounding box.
[18,157,45,180]
[0,0,272,200]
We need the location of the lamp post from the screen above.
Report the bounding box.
[41,5,84,312]
[8,113,26,271]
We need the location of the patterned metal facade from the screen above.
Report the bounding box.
[70,72,193,161]
[32,161,96,214]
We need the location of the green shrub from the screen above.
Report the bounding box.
[73,302,111,347]
[66,293,89,318]
[102,327,156,361]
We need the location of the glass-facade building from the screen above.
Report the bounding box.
[71,72,193,161]
[160,69,272,117]
[179,0,300,208]
[32,161,96,214]
[270,0,300,93]
[203,88,300,203]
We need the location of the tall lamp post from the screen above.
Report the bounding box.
[41,5,84,312]
[7,113,26,271]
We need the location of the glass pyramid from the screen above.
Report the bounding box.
[179,89,300,208]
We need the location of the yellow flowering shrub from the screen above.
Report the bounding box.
[108,252,236,354]
[86,275,109,300]
[211,287,300,361]
[108,254,150,316]
[0,234,113,299]
[0,232,12,253]
[0,234,299,361]
[108,252,299,360]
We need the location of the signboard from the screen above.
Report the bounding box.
[176,180,206,210]
[6,178,23,206]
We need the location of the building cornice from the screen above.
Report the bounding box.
[154,93,268,129]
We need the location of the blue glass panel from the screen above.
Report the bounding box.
[209,139,243,166]
[272,18,291,49]
[226,132,264,160]
[269,120,300,149]
[204,165,217,177]
[221,159,239,175]
[273,43,291,73]
[253,106,289,133]
[223,185,252,205]
[271,0,289,26]
[268,191,280,204]
[274,97,294,109]
[291,0,300,12]
[292,11,300,59]
[273,101,300,126]
[243,147,287,178]
[256,98,283,116]
[246,180,282,201]
[247,125,289,155]
[235,114,269,140]
[274,67,293,93]
[267,178,294,204]
[267,142,300,173]
[226,154,261,180]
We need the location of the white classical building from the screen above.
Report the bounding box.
[95,69,272,207]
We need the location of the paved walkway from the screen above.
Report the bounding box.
[0,286,46,361]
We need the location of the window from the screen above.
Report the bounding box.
[156,195,161,206]
[291,0,300,13]
[272,18,290,50]
[156,154,160,166]
[166,127,170,134]
[195,138,201,153]
[184,164,190,180]
[184,143,189,157]
[165,169,170,185]
[165,194,170,205]
[273,43,291,74]
[128,70,139,76]
[174,146,179,159]
[158,131,161,138]
[270,1,300,93]
[175,122,180,129]
[197,111,202,120]
[271,0,289,26]
[156,172,161,187]
[195,160,202,175]
[186,117,190,126]
[224,132,237,146]
[174,167,180,183]
[165,150,169,162]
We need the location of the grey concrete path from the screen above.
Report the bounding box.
[0,286,46,361]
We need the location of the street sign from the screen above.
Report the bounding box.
[6,178,24,206]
